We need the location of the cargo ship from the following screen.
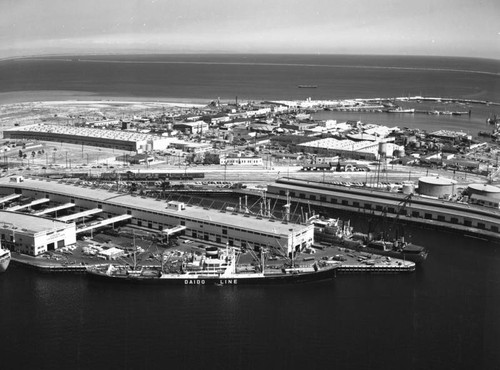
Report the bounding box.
[298,85,318,88]
[310,217,428,264]
[86,246,340,285]
[0,244,11,273]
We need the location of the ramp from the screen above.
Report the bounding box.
[0,194,21,205]
[33,203,75,216]
[6,198,50,211]
[162,225,187,236]
[57,209,103,222]
[76,214,132,233]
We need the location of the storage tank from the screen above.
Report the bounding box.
[418,176,457,198]
[393,149,405,158]
[378,142,388,157]
[401,181,415,195]
[467,184,500,200]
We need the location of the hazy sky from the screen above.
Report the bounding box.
[1,0,499,59]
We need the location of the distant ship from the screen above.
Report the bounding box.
[387,107,415,113]
[0,244,11,273]
[86,246,340,285]
[298,85,318,88]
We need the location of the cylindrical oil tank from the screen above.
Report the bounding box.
[393,149,405,158]
[401,181,415,195]
[418,176,457,198]
[467,184,500,200]
[378,142,387,157]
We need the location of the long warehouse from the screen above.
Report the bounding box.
[267,177,500,240]
[0,177,313,254]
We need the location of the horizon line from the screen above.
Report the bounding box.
[1,51,499,64]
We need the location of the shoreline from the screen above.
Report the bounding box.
[1,90,499,108]
[0,91,211,106]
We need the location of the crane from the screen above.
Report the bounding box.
[487,166,500,184]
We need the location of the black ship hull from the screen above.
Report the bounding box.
[86,265,339,285]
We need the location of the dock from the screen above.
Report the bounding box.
[312,246,416,273]
[9,240,416,276]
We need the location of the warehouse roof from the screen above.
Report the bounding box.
[0,177,308,237]
[0,211,70,234]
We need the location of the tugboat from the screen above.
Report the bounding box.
[0,243,11,273]
[86,245,340,285]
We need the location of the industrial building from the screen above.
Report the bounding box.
[266,177,500,240]
[220,155,263,166]
[5,124,173,152]
[0,211,76,256]
[297,138,404,161]
[0,177,313,254]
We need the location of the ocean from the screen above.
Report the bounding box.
[1,54,498,135]
[1,54,500,369]
[0,54,499,103]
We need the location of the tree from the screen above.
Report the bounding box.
[18,150,23,158]
[203,153,220,165]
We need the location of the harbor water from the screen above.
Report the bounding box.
[1,54,500,369]
[1,227,499,370]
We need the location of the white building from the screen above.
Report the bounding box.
[0,178,313,254]
[220,155,263,166]
[0,211,76,256]
[5,124,173,152]
[298,138,403,160]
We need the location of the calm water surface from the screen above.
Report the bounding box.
[1,227,499,370]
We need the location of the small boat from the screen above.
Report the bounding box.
[0,243,11,273]
[298,85,318,88]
